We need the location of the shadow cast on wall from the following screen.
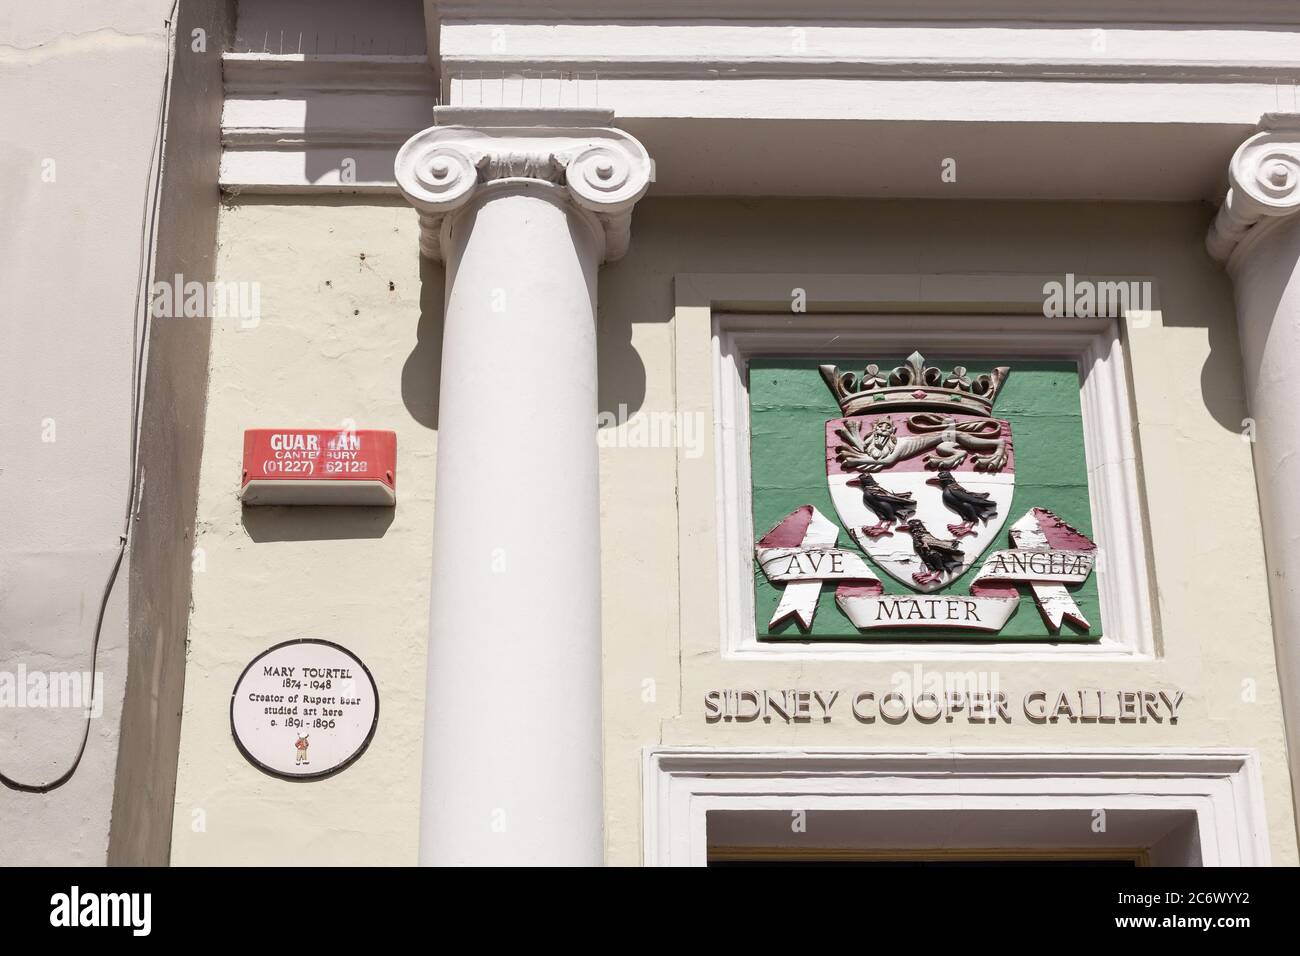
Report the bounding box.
[1153,203,1255,436]
[242,504,395,542]
[402,255,444,430]
[596,254,650,425]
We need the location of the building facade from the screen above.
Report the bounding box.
[6,0,1300,866]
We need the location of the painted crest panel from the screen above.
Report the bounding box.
[750,356,1101,641]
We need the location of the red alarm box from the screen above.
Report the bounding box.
[241,428,396,506]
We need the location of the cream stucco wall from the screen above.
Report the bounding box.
[600,199,1296,866]
[170,198,439,865]
[171,196,1296,865]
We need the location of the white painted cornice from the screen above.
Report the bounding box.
[439,55,1300,84]
[393,107,652,261]
[220,52,437,194]
[219,15,1299,201]
[1207,114,1300,267]
[429,0,1300,26]
[436,20,1300,87]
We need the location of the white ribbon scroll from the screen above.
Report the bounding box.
[755,505,879,630]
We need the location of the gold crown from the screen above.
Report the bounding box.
[819,351,1009,417]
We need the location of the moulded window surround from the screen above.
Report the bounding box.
[668,273,1158,663]
[642,748,1270,867]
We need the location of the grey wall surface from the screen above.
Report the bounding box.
[0,0,224,864]
[108,0,232,867]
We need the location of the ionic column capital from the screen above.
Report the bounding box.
[394,107,652,262]
[1207,114,1300,266]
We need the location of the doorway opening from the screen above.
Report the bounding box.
[704,808,1186,866]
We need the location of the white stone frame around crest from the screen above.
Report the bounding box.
[670,273,1158,662]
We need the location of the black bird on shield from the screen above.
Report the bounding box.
[846,472,917,538]
[927,469,999,538]
[900,519,966,586]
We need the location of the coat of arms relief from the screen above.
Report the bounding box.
[752,353,1100,640]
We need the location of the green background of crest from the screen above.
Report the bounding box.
[749,357,1102,641]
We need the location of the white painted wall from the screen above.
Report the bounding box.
[598,198,1297,865]
[0,0,176,864]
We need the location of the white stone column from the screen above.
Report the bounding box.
[1207,114,1300,840]
[395,108,651,865]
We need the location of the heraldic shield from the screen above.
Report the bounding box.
[821,353,1014,594]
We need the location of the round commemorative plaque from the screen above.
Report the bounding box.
[230,639,379,781]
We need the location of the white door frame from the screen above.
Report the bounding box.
[642,747,1270,866]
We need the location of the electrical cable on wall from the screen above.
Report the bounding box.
[0,0,180,793]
